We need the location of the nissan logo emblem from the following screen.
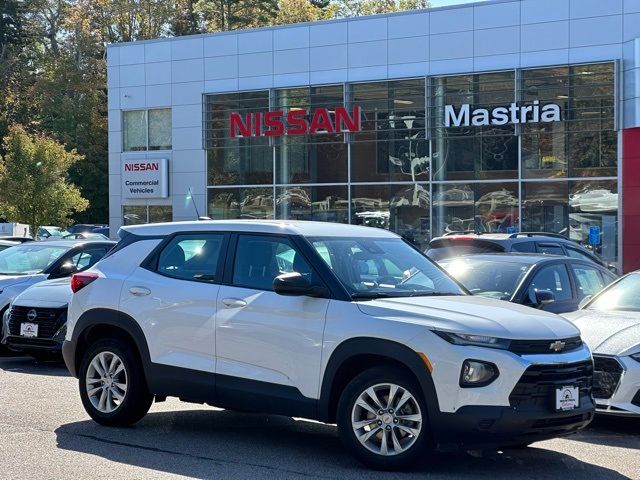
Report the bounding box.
[27,309,37,322]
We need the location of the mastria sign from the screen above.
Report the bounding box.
[445,101,561,127]
[229,106,361,137]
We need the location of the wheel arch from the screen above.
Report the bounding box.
[318,337,440,424]
[70,308,151,383]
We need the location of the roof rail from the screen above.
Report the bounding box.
[508,232,568,239]
[443,230,478,236]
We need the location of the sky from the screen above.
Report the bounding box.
[430,0,487,7]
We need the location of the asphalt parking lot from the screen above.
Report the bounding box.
[0,356,638,480]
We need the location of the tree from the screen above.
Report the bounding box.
[195,0,279,31]
[0,125,89,235]
[335,0,430,17]
[273,0,337,25]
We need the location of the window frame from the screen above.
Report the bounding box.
[228,233,318,292]
[145,231,230,285]
[520,261,575,305]
[122,108,172,152]
[569,262,610,300]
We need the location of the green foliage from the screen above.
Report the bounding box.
[335,0,430,17]
[196,0,279,31]
[0,125,89,236]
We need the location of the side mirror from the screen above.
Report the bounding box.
[273,272,328,298]
[578,295,593,310]
[534,290,555,309]
[56,262,78,277]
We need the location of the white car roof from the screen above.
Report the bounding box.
[120,220,399,239]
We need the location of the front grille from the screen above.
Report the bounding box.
[8,306,66,339]
[509,337,583,355]
[509,360,593,410]
[532,413,590,429]
[592,356,623,400]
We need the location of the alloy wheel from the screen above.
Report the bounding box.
[351,382,422,456]
[85,351,128,414]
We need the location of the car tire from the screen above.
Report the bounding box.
[78,338,153,427]
[336,366,431,471]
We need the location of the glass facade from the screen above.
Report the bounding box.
[204,62,618,265]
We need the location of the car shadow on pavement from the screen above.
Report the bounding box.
[0,356,69,377]
[576,416,640,449]
[55,409,631,480]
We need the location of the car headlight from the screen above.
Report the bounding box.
[460,360,499,388]
[434,331,511,350]
[631,352,640,364]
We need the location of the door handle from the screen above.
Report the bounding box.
[129,286,151,296]
[222,298,247,308]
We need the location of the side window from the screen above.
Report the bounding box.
[70,248,108,271]
[156,234,223,282]
[571,265,606,299]
[536,243,565,256]
[511,241,536,253]
[566,246,595,263]
[233,235,312,291]
[529,264,572,302]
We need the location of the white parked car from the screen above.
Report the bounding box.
[63,221,595,470]
[2,278,72,360]
[564,272,640,417]
[0,240,114,354]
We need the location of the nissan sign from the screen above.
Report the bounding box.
[122,159,169,199]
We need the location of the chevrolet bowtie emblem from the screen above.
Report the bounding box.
[549,340,566,352]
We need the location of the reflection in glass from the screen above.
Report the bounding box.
[433,183,518,236]
[522,181,569,234]
[122,205,147,225]
[123,110,147,152]
[207,188,274,220]
[351,80,428,182]
[148,206,173,223]
[351,184,430,249]
[276,186,348,223]
[569,180,618,265]
[148,109,172,150]
[207,144,273,186]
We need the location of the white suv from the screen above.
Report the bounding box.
[63,221,595,470]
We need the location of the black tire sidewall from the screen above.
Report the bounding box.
[337,366,431,470]
[78,338,152,426]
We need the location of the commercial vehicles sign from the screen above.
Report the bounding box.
[229,106,361,137]
[122,158,169,199]
[444,101,561,127]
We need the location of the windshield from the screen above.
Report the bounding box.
[588,273,640,312]
[309,237,465,298]
[440,258,530,300]
[0,244,69,275]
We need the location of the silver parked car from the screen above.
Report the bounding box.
[563,272,640,416]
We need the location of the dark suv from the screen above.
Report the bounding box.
[426,232,611,269]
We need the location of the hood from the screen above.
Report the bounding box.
[12,277,72,308]
[0,274,38,290]
[563,310,640,356]
[357,295,579,340]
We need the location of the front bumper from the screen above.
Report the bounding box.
[434,401,594,450]
[593,355,640,417]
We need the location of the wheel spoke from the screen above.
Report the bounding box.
[105,390,113,413]
[113,363,125,376]
[98,353,109,374]
[395,391,412,411]
[391,428,403,453]
[397,424,420,437]
[86,376,102,385]
[356,398,378,416]
[91,357,104,377]
[358,426,381,444]
[87,386,102,397]
[98,390,107,411]
[352,418,377,429]
[108,355,118,375]
[365,387,383,410]
[113,382,127,393]
[387,384,398,409]
[396,413,421,423]
[111,387,124,402]
[380,430,388,455]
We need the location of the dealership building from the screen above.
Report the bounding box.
[107,0,640,272]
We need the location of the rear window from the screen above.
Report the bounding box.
[426,240,504,261]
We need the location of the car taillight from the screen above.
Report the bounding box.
[71,272,99,293]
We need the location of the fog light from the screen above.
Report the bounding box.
[460,360,499,388]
